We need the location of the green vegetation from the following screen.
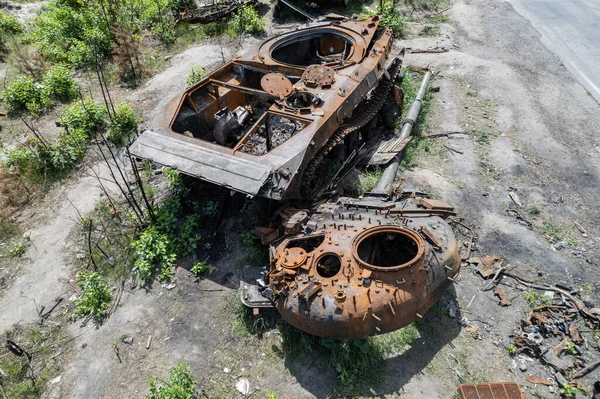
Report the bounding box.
[523,289,549,307]
[227,5,266,35]
[359,167,383,194]
[563,341,577,356]
[191,260,209,276]
[107,103,139,145]
[531,389,547,399]
[528,205,540,216]
[72,270,113,322]
[0,10,23,57]
[131,171,201,282]
[9,242,26,258]
[240,231,266,266]
[505,344,517,354]
[278,321,423,394]
[559,384,579,398]
[474,131,490,144]
[1,66,79,116]
[266,394,280,399]
[186,65,208,86]
[367,1,406,38]
[539,221,576,245]
[0,323,69,398]
[132,226,177,281]
[146,362,198,399]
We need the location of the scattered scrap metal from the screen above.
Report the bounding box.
[471,257,600,394]
[174,0,257,25]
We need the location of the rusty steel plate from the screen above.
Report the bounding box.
[457,382,525,399]
[301,65,335,88]
[280,247,307,269]
[261,73,293,99]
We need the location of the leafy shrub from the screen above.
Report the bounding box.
[60,100,107,135]
[72,271,112,321]
[107,103,138,145]
[164,167,183,192]
[0,10,23,35]
[378,1,406,38]
[29,0,113,68]
[49,129,88,171]
[146,362,197,399]
[191,260,209,276]
[186,66,208,86]
[1,75,47,115]
[9,242,26,257]
[132,226,177,281]
[0,10,23,57]
[228,5,265,35]
[42,65,79,102]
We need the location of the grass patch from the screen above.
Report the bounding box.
[523,289,549,307]
[401,137,444,169]
[239,231,267,266]
[527,205,540,216]
[145,362,198,398]
[474,131,490,144]
[359,167,383,195]
[538,221,577,245]
[0,323,69,398]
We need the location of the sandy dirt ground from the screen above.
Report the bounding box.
[1,0,599,398]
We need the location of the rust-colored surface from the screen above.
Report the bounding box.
[264,193,461,339]
[457,382,525,399]
[130,15,403,200]
[525,376,554,386]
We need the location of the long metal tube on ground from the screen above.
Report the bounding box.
[278,0,314,21]
[369,71,432,198]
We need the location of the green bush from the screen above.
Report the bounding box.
[146,362,197,399]
[0,10,23,35]
[378,1,406,38]
[42,65,79,102]
[72,270,112,321]
[1,75,48,115]
[2,67,78,116]
[191,260,209,276]
[107,103,138,145]
[132,226,177,281]
[186,66,208,86]
[50,129,88,171]
[227,5,265,35]
[60,100,108,135]
[0,10,23,57]
[29,0,113,68]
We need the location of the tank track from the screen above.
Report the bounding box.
[300,60,401,199]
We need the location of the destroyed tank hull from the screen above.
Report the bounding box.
[129,16,403,200]
[267,194,461,339]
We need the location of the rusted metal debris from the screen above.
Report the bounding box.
[130,15,405,201]
[457,382,525,399]
[174,0,256,25]
[493,286,511,306]
[239,73,463,339]
[525,376,554,385]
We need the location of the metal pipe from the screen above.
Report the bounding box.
[369,71,432,198]
[278,0,315,22]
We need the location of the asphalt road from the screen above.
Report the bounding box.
[505,0,600,103]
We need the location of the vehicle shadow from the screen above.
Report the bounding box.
[281,286,463,398]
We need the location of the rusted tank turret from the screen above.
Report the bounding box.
[245,72,461,339]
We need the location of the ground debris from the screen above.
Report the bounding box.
[493,286,511,306]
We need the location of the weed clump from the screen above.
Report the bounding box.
[107,103,139,145]
[146,362,198,399]
[186,65,208,86]
[72,270,112,322]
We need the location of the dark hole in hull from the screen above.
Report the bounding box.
[316,254,341,278]
[357,232,418,267]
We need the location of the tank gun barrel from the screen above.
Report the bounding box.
[369,71,432,198]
